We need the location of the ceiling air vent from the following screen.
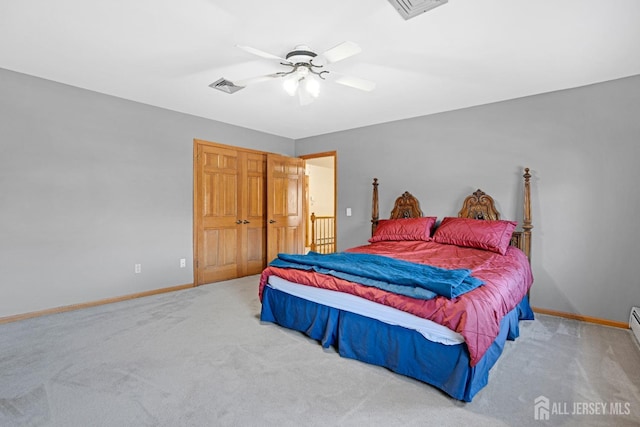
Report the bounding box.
[388,0,448,20]
[209,78,245,94]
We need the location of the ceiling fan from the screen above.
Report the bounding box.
[210,41,376,105]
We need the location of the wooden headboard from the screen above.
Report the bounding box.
[371,168,533,261]
[371,179,424,233]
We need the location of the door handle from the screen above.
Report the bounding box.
[243,220,250,224]
[269,220,276,224]
[236,220,242,224]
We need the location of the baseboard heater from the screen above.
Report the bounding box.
[630,307,640,345]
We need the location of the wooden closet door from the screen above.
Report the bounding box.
[194,140,303,285]
[239,152,267,276]
[195,144,242,284]
[267,154,305,263]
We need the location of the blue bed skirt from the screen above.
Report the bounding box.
[260,284,534,402]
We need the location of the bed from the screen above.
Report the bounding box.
[258,168,534,402]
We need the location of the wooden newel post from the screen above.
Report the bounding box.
[310,212,317,252]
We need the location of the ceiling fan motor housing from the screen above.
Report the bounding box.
[285,45,317,64]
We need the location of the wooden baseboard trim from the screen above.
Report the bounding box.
[532,306,629,329]
[3,291,628,329]
[0,283,195,325]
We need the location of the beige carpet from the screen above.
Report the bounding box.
[1,275,639,426]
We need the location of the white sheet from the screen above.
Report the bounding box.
[267,275,464,345]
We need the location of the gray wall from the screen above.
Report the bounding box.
[3,66,639,325]
[0,68,294,318]
[296,75,640,324]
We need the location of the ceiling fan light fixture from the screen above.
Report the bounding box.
[305,77,320,98]
[283,76,299,96]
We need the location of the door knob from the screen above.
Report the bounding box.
[236,220,242,224]
[243,220,250,224]
[269,219,276,224]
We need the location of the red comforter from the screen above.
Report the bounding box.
[259,240,533,366]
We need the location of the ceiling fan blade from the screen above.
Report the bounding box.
[320,41,362,64]
[236,45,290,63]
[327,72,376,92]
[234,73,283,87]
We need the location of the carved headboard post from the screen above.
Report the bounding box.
[371,178,379,236]
[521,168,533,261]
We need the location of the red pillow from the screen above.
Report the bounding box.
[369,217,437,243]
[433,217,517,255]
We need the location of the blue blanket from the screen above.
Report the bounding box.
[269,252,483,299]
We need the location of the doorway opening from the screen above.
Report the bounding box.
[301,152,337,254]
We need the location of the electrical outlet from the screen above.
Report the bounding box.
[180,258,186,268]
[134,264,141,274]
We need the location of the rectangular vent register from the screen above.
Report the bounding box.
[630,307,640,346]
[388,0,448,20]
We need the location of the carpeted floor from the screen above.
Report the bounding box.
[1,275,639,426]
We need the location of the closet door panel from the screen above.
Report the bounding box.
[267,154,305,263]
[196,144,241,284]
[240,152,267,276]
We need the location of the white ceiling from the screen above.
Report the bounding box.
[1,0,639,140]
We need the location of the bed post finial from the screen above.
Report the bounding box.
[372,178,379,236]
[522,167,533,261]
